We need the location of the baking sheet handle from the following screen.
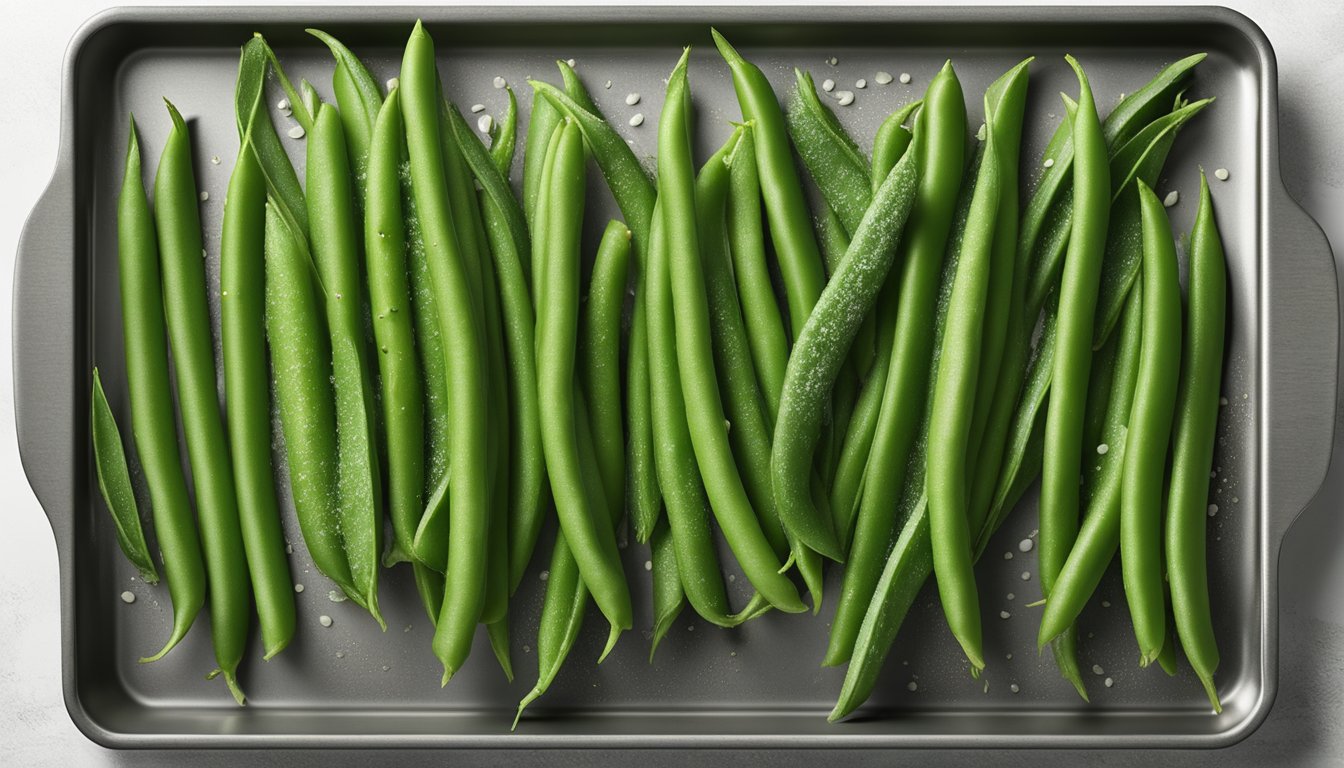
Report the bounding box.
[1265,181,1338,543]
[13,165,77,543]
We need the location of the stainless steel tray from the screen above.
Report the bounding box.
[13,4,1338,750]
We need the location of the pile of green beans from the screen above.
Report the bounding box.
[93,22,1231,720]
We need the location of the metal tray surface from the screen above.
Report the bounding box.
[12,4,1338,750]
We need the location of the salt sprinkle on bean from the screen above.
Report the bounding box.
[1097,443,1109,455]
[1043,158,1056,169]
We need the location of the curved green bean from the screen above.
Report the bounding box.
[308,29,382,187]
[400,22,491,684]
[787,69,871,236]
[117,118,205,662]
[1166,171,1226,712]
[221,124,296,659]
[307,101,385,628]
[584,221,633,519]
[490,85,518,177]
[155,101,248,703]
[1122,179,1183,666]
[91,369,159,584]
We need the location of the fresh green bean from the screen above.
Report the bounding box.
[155,101,248,703]
[711,29,827,339]
[1166,171,1226,712]
[222,116,296,659]
[1039,58,1109,694]
[523,84,562,232]
[307,102,385,628]
[400,22,491,684]
[660,51,804,612]
[787,69,871,236]
[238,37,309,238]
[1122,179,1183,666]
[117,118,205,661]
[726,122,789,420]
[90,369,159,584]
[926,96,1004,676]
[698,127,786,560]
[490,85,518,177]
[263,203,360,606]
[1037,283,1143,649]
[584,220,633,520]
[536,118,633,636]
[308,29,382,188]
[872,101,922,195]
[529,78,662,546]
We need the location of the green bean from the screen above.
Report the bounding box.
[770,80,926,563]
[155,102,248,703]
[828,101,921,549]
[400,22,490,684]
[117,118,204,661]
[363,87,425,568]
[1166,171,1226,712]
[1037,284,1143,649]
[528,79,662,546]
[660,51,804,613]
[584,220,633,519]
[926,99,1004,676]
[698,127,786,560]
[711,29,827,339]
[486,617,513,683]
[649,518,685,661]
[307,102,385,628]
[308,29,382,188]
[1039,58,1109,693]
[1122,180,1183,665]
[787,69,871,236]
[523,86,562,232]
[221,117,296,659]
[237,38,309,238]
[536,118,633,637]
[648,192,765,627]
[90,369,159,584]
[490,85,518,177]
[726,123,788,420]
[263,203,360,606]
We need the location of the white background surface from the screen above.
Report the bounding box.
[2,1,1341,765]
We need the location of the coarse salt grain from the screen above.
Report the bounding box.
[827,56,839,66]
[899,72,912,84]
[821,78,836,92]
[121,591,136,604]
[211,155,221,165]
[540,570,550,582]
[277,98,290,111]
[566,59,576,68]
[1004,551,1014,560]
[1102,600,1111,608]
[319,615,333,627]
[329,590,347,603]
[856,79,867,89]
[1208,504,1219,517]
[1018,538,1034,553]
[470,103,485,113]
[386,78,399,93]
[836,91,855,106]
[1010,683,1020,693]
[199,191,209,202]
[1000,611,1011,619]
[625,93,641,106]
[644,561,653,571]
[335,651,345,659]
[493,76,507,89]
[1104,677,1115,688]
[629,113,645,127]
[287,125,306,139]
[1097,443,1109,455]
[1007,593,1016,601]
[604,80,612,89]
[1164,190,1180,207]
[1043,158,1055,169]
[907,681,918,691]
[477,115,494,134]
[1092,664,1104,675]
[1021,571,1031,581]
[874,71,893,85]
[294,583,304,593]
[1214,168,1230,181]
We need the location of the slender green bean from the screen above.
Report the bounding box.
[1166,171,1226,712]
[584,221,633,519]
[649,518,686,662]
[307,102,385,628]
[90,369,159,584]
[490,85,518,177]
[221,118,296,659]
[787,69,871,236]
[1122,179,1183,665]
[155,101,248,703]
[712,29,827,339]
[401,22,491,684]
[308,29,382,188]
[117,118,205,662]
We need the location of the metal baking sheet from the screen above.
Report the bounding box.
[12,5,1337,750]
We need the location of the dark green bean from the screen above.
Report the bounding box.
[307,102,386,628]
[1122,180,1183,665]
[660,51,804,612]
[711,29,827,339]
[117,118,205,662]
[155,101,249,703]
[1166,171,1226,712]
[400,22,491,684]
[91,369,159,584]
[222,113,296,659]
